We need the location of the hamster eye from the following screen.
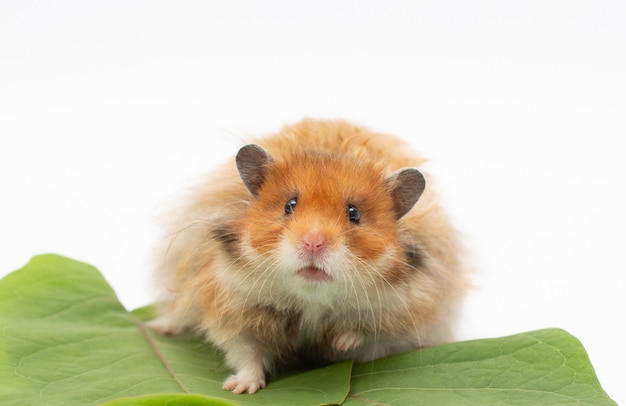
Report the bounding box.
[285,198,297,215]
[347,204,360,224]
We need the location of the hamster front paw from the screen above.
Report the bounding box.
[332,331,363,352]
[220,336,268,394]
[223,371,266,394]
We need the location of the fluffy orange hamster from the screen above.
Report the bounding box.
[148,119,468,394]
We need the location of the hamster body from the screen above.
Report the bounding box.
[148,119,467,394]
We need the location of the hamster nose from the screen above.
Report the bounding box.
[302,231,326,255]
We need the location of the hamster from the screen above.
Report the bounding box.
[148,119,468,394]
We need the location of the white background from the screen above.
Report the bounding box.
[1,1,624,403]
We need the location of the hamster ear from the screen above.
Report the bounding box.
[236,144,273,196]
[385,168,426,219]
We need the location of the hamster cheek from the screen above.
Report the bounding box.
[347,228,392,263]
[239,222,280,259]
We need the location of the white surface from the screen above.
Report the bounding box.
[1,1,624,403]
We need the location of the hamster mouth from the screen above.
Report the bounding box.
[297,266,332,282]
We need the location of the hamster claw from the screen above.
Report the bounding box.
[332,331,363,352]
[223,373,266,394]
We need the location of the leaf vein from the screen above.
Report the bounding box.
[134,317,191,393]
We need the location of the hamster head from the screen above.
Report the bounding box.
[232,144,425,305]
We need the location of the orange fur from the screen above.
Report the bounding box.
[149,119,468,394]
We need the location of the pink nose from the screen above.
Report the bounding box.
[302,231,326,254]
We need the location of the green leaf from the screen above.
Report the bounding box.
[346,329,616,405]
[101,393,237,406]
[0,254,351,406]
[0,254,616,405]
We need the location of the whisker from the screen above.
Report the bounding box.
[350,252,424,353]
